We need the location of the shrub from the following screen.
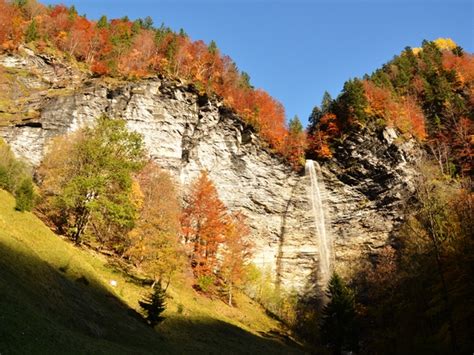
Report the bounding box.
[0,139,30,193]
[196,275,215,293]
[15,178,35,212]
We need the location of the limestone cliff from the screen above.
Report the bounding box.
[0,49,420,296]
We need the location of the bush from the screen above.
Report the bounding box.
[196,275,215,293]
[0,165,13,190]
[15,178,35,212]
[0,139,30,193]
[243,264,298,327]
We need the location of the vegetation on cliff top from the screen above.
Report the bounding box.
[0,0,305,166]
[307,38,473,176]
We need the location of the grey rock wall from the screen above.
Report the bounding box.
[0,51,419,295]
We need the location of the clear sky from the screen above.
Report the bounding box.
[43,0,474,126]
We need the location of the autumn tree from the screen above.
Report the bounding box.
[284,115,307,170]
[220,212,252,306]
[126,162,183,288]
[38,116,146,247]
[308,113,340,159]
[181,171,227,286]
[354,162,474,354]
[0,0,23,50]
[400,163,460,352]
[0,2,294,163]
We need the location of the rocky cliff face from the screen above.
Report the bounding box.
[0,49,420,296]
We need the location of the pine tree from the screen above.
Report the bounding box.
[208,40,218,54]
[320,91,333,115]
[139,283,166,327]
[25,19,38,43]
[337,78,368,124]
[320,273,358,354]
[97,15,108,29]
[142,16,154,30]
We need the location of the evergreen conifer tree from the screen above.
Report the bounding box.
[139,283,166,327]
[25,19,38,43]
[97,15,108,29]
[320,273,358,354]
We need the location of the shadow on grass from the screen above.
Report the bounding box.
[0,241,304,354]
[160,316,304,354]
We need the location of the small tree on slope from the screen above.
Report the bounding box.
[139,283,166,327]
[320,272,358,354]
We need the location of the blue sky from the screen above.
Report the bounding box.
[43,0,474,126]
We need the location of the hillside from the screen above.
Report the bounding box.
[0,1,472,353]
[0,189,303,354]
[307,38,473,177]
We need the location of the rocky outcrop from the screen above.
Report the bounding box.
[0,51,420,296]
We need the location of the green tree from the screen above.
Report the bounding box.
[178,28,187,38]
[154,23,172,46]
[320,273,358,354]
[15,178,35,212]
[68,5,77,20]
[208,40,218,54]
[320,91,333,115]
[288,115,303,134]
[0,139,30,193]
[97,15,108,29]
[308,105,322,133]
[25,18,38,42]
[142,16,154,30]
[239,71,253,89]
[12,0,27,8]
[139,283,166,327]
[132,20,141,35]
[38,116,146,245]
[308,91,332,133]
[337,78,368,125]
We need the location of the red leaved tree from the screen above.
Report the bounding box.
[220,212,253,306]
[181,171,227,283]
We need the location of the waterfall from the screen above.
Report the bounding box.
[305,159,332,287]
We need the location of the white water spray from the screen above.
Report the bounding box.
[305,159,332,287]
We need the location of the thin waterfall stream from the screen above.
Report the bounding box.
[305,159,332,288]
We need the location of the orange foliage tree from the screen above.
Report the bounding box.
[0,1,293,161]
[126,162,184,288]
[220,212,253,306]
[181,171,227,282]
[0,1,23,50]
[181,171,253,297]
[363,80,426,140]
[308,113,340,159]
[284,116,307,169]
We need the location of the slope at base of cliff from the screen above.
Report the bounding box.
[0,189,302,354]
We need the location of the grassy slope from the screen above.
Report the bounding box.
[0,190,303,354]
